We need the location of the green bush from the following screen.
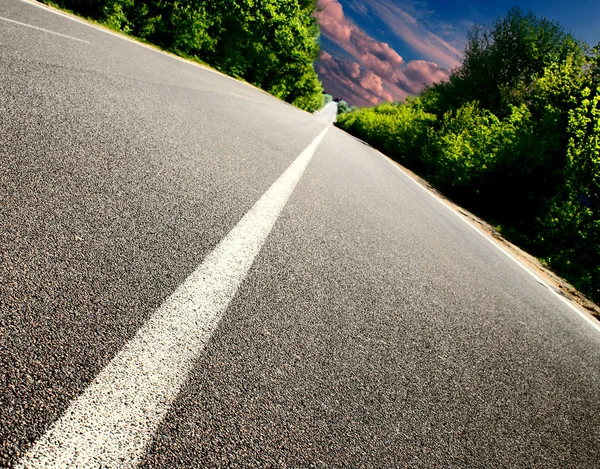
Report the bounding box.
[337,99,436,169]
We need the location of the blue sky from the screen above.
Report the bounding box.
[430,0,600,46]
[316,0,600,106]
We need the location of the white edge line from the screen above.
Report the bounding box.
[313,101,337,115]
[372,148,600,333]
[0,15,90,44]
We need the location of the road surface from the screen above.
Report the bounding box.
[1,0,599,467]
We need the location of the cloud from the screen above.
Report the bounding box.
[318,0,352,43]
[318,0,403,78]
[403,60,451,88]
[317,52,387,106]
[316,0,452,106]
[366,0,462,70]
[360,71,394,102]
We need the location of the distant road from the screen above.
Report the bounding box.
[1,0,599,467]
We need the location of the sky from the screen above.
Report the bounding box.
[315,0,600,107]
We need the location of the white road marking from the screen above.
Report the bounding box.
[313,101,337,116]
[0,15,89,44]
[314,102,338,125]
[374,146,600,334]
[16,124,331,469]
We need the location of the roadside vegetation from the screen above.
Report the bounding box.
[42,0,325,111]
[337,8,600,304]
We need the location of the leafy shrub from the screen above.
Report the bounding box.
[337,99,436,168]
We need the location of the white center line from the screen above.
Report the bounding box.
[0,15,90,44]
[16,124,331,469]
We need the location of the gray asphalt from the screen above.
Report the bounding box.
[1,1,599,467]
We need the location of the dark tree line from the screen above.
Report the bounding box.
[337,8,600,303]
[44,0,325,111]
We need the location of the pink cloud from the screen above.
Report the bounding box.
[318,0,403,80]
[317,0,352,43]
[360,71,394,102]
[367,0,462,70]
[315,0,452,106]
[403,60,451,88]
[317,53,383,106]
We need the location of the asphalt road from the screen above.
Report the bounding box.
[1,1,599,467]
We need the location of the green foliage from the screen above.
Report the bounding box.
[425,7,584,118]
[337,100,351,114]
[337,8,600,303]
[567,85,600,200]
[423,102,505,189]
[337,99,436,169]
[288,68,325,111]
[45,0,324,111]
[101,0,134,31]
[544,84,600,298]
[423,101,566,222]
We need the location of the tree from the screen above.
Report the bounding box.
[337,100,350,114]
[425,7,584,118]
